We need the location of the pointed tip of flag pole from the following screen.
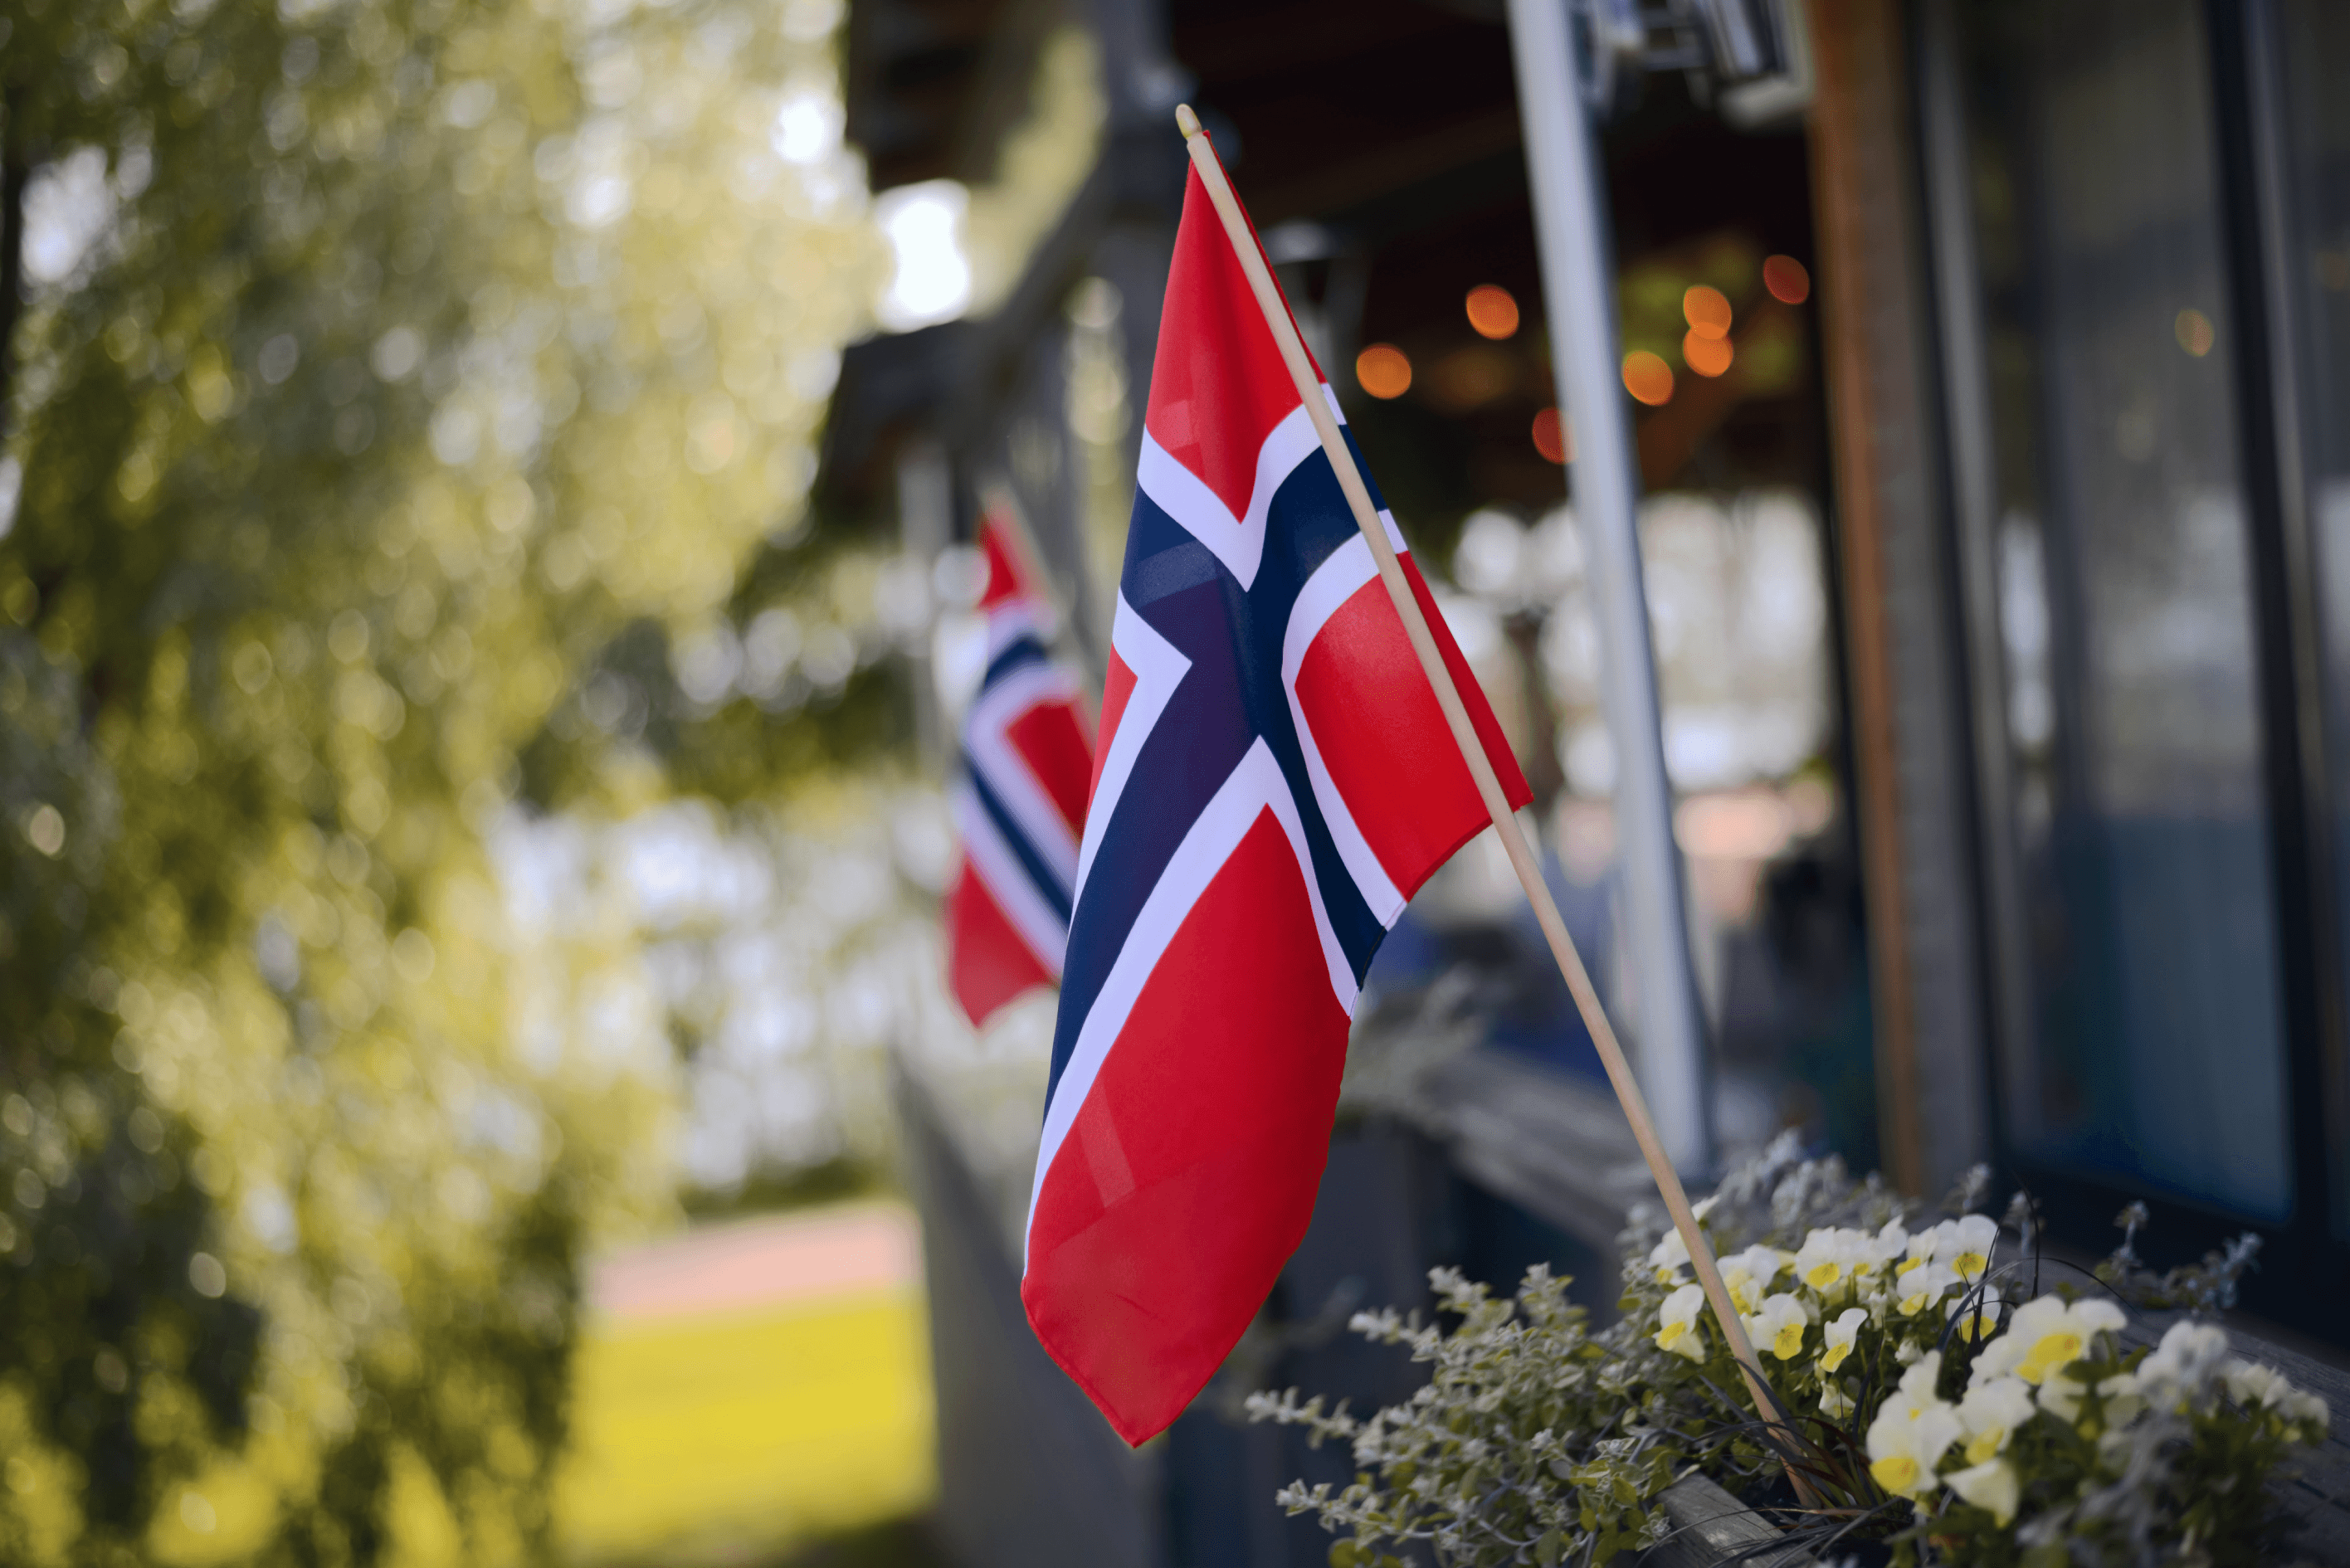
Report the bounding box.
[1174,103,1202,140]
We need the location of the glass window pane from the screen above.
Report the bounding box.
[2272,0,2350,1233]
[1959,0,2292,1218]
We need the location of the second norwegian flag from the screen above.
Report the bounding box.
[942,503,1095,1030]
[1020,145,1532,1443]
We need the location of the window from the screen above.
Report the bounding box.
[1947,0,2293,1220]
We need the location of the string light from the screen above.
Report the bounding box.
[1684,331,1733,378]
[1356,343,1412,399]
[1532,407,1571,464]
[1762,255,1810,304]
[1622,350,1674,407]
[1465,285,1520,340]
[1683,285,1732,340]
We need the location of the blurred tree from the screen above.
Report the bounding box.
[0,0,895,1561]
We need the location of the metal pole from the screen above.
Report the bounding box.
[1505,0,1713,1172]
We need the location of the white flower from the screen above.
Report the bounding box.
[1956,1376,2036,1466]
[1820,1380,1855,1420]
[1722,1244,1790,1312]
[1655,1283,1709,1361]
[1865,1354,1962,1501]
[1971,1294,2125,1387]
[1648,1228,1690,1283]
[1895,1263,1959,1317]
[2224,1358,2289,1409]
[1820,1307,1867,1373]
[1946,1457,2020,1525]
[1894,1351,1946,1410]
[1794,1228,1869,1296]
[2138,1321,2231,1407]
[2283,1390,2331,1434]
[1868,1220,1910,1271]
[2221,1359,2329,1434]
[1938,1214,1999,1282]
[1895,1224,1939,1278]
[1747,1293,1811,1361]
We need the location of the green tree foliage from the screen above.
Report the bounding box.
[0,0,892,1559]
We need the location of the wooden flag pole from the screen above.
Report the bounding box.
[1173,105,1806,1468]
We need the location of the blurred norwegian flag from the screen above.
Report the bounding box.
[1020,158,1529,1444]
[940,505,1096,1029]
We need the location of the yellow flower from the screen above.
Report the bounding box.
[1794,1228,1864,1295]
[1861,1219,1909,1278]
[1721,1244,1788,1313]
[1747,1293,1810,1361]
[1821,1307,1866,1373]
[1654,1283,1708,1362]
[1896,1263,1958,1317]
[1865,1356,1962,1502]
[1972,1295,2124,1387]
[1951,1288,2003,1342]
[1940,1215,1999,1282]
[1957,1376,2034,1466]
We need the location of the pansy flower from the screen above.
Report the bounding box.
[1956,1376,2034,1466]
[1971,1295,2125,1388]
[1654,1283,1708,1362]
[1820,1307,1867,1374]
[1746,1293,1810,1361]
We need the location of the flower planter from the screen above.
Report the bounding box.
[1260,1138,2341,1567]
[1627,1475,1819,1567]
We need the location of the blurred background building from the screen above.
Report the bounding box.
[4,0,2348,1564]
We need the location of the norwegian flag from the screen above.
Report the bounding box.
[941,508,1096,1030]
[1021,163,1530,1444]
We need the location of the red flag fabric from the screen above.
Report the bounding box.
[1021,163,1531,1444]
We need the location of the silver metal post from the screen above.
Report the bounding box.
[1505,0,1713,1171]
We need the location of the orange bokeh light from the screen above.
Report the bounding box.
[1683,329,1734,378]
[2175,308,2216,357]
[1622,350,1675,407]
[1762,255,1811,304]
[1532,407,1571,464]
[1683,285,1733,340]
[1465,284,1520,340]
[1356,343,1413,399]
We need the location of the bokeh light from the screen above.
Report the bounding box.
[2176,307,2216,357]
[1532,407,1571,464]
[877,181,976,331]
[1684,330,1735,378]
[1357,343,1414,399]
[1682,285,1733,340]
[1762,254,1811,304]
[1465,284,1521,340]
[1622,350,1675,407]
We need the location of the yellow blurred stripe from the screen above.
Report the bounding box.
[555,1287,935,1563]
